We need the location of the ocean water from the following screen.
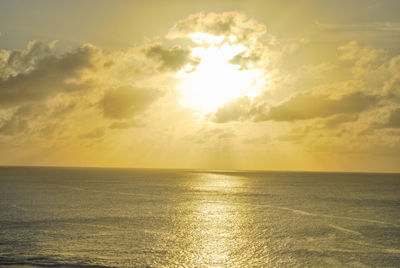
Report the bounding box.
[0,167,399,267]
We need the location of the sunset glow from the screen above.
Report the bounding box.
[176,37,265,113]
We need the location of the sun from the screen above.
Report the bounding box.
[175,33,265,114]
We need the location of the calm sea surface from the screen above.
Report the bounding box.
[0,167,399,267]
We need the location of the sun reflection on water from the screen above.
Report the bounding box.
[180,173,249,267]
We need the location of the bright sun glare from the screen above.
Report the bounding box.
[175,33,265,114]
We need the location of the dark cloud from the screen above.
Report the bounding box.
[385,56,400,95]
[0,102,77,137]
[4,41,55,73]
[0,41,56,80]
[0,115,28,136]
[109,121,132,129]
[381,108,400,128]
[209,91,381,124]
[171,12,265,40]
[0,104,46,136]
[229,51,261,70]
[108,120,143,129]
[81,127,105,139]
[324,114,359,128]
[99,86,160,119]
[256,91,381,122]
[144,44,198,71]
[210,97,251,123]
[0,44,102,109]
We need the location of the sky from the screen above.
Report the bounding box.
[0,0,400,172]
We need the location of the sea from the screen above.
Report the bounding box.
[0,166,399,267]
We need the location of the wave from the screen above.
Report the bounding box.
[0,256,115,268]
[259,204,400,227]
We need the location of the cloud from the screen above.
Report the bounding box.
[323,114,359,128]
[338,41,385,77]
[0,40,56,79]
[381,108,400,128]
[0,115,28,136]
[143,44,199,71]
[256,91,381,122]
[99,86,161,119]
[0,104,47,136]
[81,127,105,139]
[170,12,266,41]
[209,97,251,123]
[229,50,261,70]
[384,55,400,95]
[109,121,132,129]
[209,91,381,124]
[316,21,400,33]
[0,40,164,141]
[0,44,102,109]
[108,120,143,129]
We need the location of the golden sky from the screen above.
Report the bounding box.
[0,0,400,172]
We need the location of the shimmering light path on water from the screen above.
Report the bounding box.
[0,167,399,267]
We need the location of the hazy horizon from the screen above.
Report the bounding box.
[1,165,400,176]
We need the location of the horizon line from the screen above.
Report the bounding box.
[0,164,399,175]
